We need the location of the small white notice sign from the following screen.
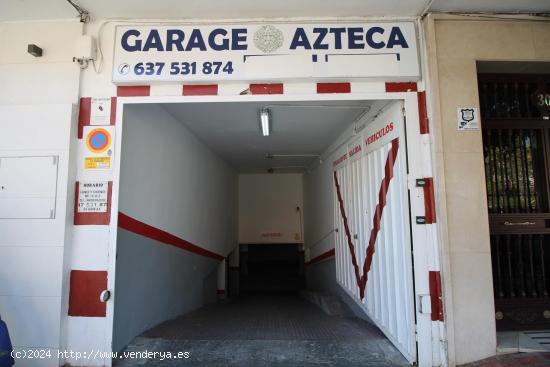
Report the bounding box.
[90,97,111,125]
[78,182,108,213]
[457,107,480,130]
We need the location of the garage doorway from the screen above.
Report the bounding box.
[107,95,425,365]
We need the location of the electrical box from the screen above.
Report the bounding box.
[0,156,59,219]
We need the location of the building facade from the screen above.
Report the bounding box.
[0,3,549,366]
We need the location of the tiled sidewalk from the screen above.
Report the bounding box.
[461,352,550,366]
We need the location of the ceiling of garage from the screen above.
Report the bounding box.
[161,100,372,173]
[0,0,548,22]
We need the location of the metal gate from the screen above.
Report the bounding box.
[332,101,416,362]
[479,73,550,330]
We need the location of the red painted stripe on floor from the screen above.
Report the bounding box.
[68,270,107,317]
[423,177,437,224]
[77,97,91,139]
[317,82,351,94]
[359,138,400,298]
[117,85,151,97]
[417,91,429,134]
[182,84,218,96]
[118,212,224,261]
[333,172,362,292]
[249,83,284,94]
[306,248,336,266]
[429,271,444,321]
[385,82,418,92]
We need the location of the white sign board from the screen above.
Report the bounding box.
[457,107,480,130]
[113,22,419,84]
[77,182,108,213]
[90,97,111,125]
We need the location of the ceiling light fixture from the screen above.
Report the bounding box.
[260,108,270,137]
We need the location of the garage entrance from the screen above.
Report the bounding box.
[108,95,424,365]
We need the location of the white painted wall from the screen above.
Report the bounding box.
[304,155,336,260]
[238,173,303,244]
[0,20,82,104]
[0,20,85,366]
[0,104,76,367]
[113,103,238,351]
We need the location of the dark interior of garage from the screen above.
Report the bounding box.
[238,244,305,294]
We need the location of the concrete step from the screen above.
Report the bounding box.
[497,330,550,354]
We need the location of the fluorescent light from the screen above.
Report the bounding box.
[260,108,270,136]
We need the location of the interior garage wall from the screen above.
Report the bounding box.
[303,151,339,294]
[238,173,304,244]
[425,15,550,365]
[113,103,238,351]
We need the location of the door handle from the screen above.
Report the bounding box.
[99,290,111,302]
[503,221,536,226]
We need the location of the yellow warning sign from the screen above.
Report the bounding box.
[84,157,111,169]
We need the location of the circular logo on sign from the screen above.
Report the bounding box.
[253,25,284,53]
[86,128,111,154]
[118,63,130,75]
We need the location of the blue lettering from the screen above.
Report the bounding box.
[209,28,229,51]
[290,28,311,50]
[186,29,207,51]
[347,27,363,49]
[166,29,185,51]
[231,29,247,50]
[121,29,141,52]
[143,30,164,51]
[312,28,328,49]
[366,27,385,49]
[387,27,409,48]
[329,28,345,49]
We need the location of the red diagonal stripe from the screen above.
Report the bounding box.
[118,212,224,261]
[333,172,362,291]
[333,138,400,300]
[305,248,336,266]
[360,138,400,296]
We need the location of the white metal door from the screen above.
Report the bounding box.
[333,101,416,363]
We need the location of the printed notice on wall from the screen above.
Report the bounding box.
[78,182,108,213]
[90,97,112,125]
[457,107,480,130]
